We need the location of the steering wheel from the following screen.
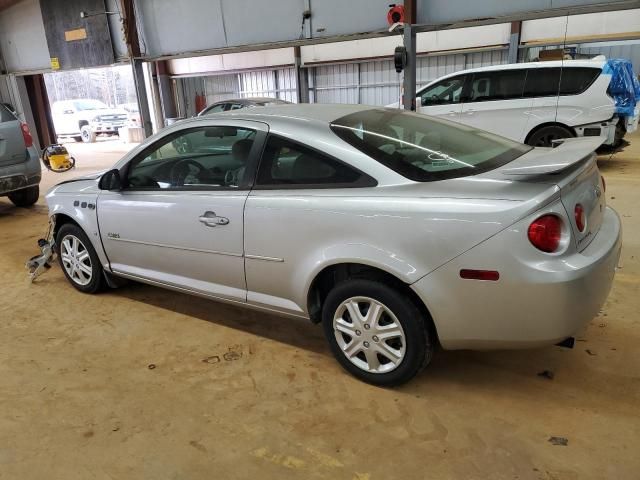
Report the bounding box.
[169,159,204,186]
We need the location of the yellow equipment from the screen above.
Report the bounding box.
[42,144,75,172]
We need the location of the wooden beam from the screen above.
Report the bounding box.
[404,0,417,24]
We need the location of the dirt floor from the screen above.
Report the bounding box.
[0,133,638,480]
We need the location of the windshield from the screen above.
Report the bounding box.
[330,109,531,182]
[73,100,109,111]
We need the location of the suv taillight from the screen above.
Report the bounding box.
[528,215,562,253]
[20,122,33,148]
[574,204,586,232]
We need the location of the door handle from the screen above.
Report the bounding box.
[198,211,229,227]
[465,109,476,115]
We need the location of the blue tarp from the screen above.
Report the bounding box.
[603,59,640,117]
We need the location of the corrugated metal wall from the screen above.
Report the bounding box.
[311,49,509,106]
[176,48,513,112]
[177,67,298,116]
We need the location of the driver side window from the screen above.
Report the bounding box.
[126,126,256,190]
[419,75,468,107]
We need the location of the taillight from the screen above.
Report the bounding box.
[574,204,586,232]
[601,175,606,193]
[528,215,562,253]
[20,122,33,148]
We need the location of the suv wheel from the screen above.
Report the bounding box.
[80,125,97,143]
[527,125,573,147]
[322,279,434,386]
[56,224,104,293]
[8,185,39,207]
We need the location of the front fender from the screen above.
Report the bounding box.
[46,184,108,268]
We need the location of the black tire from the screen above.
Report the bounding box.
[56,223,104,293]
[322,279,434,386]
[81,125,97,143]
[526,125,574,147]
[72,136,83,142]
[8,185,39,207]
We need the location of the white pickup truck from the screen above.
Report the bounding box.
[51,99,128,143]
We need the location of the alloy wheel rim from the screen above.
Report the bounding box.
[333,296,406,374]
[60,235,92,286]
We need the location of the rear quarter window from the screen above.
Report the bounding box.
[524,67,600,97]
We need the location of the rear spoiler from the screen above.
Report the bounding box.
[501,136,605,176]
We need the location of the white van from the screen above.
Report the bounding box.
[416,59,638,147]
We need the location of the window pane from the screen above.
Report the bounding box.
[0,104,16,122]
[524,68,561,97]
[467,70,526,102]
[230,104,244,110]
[206,104,226,113]
[127,126,256,189]
[560,67,600,95]
[256,136,362,186]
[331,108,530,182]
[420,75,467,106]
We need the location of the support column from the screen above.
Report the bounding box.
[132,59,153,137]
[156,60,178,120]
[402,0,417,111]
[508,21,522,64]
[294,46,309,103]
[402,24,417,111]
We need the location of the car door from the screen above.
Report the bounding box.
[244,134,375,315]
[0,104,27,167]
[97,120,268,301]
[416,74,468,121]
[459,69,532,141]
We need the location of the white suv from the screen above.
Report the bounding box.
[416,59,638,147]
[51,100,128,143]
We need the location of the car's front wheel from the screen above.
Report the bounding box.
[80,125,97,143]
[56,224,104,293]
[322,279,434,386]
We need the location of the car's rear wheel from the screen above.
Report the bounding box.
[56,224,104,293]
[322,279,434,386]
[80,125,96,143]
[8,185,39,207]
[526,125,573,147]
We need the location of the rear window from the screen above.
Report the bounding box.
[331,109,531,182]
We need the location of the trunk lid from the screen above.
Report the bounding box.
[499,137,606,251]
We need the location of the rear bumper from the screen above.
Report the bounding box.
[411,206,622,350]
[574,117,620,145]
[0,146,41,195]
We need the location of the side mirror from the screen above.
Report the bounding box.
[98,169,122,191]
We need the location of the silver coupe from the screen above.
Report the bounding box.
[39,104,621,385]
